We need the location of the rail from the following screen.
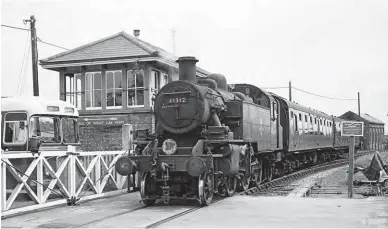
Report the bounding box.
[1,150,135,218]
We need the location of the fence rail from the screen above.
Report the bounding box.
[1,150,134,218]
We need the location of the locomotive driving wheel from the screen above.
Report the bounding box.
[140,172,157,206]
[198,170,213,206]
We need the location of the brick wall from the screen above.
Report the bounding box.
[79,113,154,151]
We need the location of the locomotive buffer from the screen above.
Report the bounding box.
[341,121,364,198]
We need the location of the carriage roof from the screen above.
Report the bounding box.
[1,96,79,117]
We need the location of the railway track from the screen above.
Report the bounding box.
[241,150,373,197]
[71,150,373,228]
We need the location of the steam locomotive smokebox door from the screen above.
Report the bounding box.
[156,81,210,134]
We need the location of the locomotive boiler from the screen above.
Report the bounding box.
[115,56,274,206]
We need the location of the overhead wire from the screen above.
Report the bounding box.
[1,24,30,31]
[292,86,357,101]
[17,31,31,95]
[20,42,31,95]
[37,37,70,50]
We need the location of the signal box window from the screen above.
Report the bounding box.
[106,70,123,108]
[85,72,102,109]
[127,71,145,107]
[150,70,168,105]
[65,74,82,109]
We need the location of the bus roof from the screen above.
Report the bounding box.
[1,96,79,117]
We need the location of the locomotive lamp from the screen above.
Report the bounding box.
[162,139,177,155]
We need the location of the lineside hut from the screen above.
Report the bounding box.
[40,30,210,151]
[340,111,385,150]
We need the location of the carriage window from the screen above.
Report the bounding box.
[294,114,298,132]
[4,121,27,144]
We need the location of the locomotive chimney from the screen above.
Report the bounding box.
[176,56,198,83]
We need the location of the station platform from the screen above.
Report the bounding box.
[2,192,387,228]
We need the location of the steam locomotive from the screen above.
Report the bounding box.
[116,56,355,206]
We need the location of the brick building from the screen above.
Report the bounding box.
[340,111,385,150]
[40,30,210,151]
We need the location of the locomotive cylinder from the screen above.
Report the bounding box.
[176,56,198,84]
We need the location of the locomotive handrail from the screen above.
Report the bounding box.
[161,91,191,95]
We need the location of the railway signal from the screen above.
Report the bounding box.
[341,121,364,198]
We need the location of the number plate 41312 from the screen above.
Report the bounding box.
[167,97,187,104]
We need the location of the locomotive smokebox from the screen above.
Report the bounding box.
[176,56,198,84]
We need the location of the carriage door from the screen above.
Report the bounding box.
[271,100,279,149]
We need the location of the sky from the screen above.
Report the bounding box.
[1,0,388,133]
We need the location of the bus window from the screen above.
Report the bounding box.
[4,121,27,144]
[62,118,78,144]
[30,116,61,143]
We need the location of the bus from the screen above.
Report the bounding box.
[1,96,80,153]
[1,96,80,193]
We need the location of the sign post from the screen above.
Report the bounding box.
[341,121,364,198]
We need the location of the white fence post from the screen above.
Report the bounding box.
[95,155,101,193]
[122,124,133,152]
[122,124,134,191]
[2,160,7,211]
[37,156,44,203]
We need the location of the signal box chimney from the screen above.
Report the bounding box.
[133,29,140,38]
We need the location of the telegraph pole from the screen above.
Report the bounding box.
[24,15,39,96]
[357,92,360,116]
[289,81,292,101]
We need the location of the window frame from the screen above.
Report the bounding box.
[65,73,82,110]
[149,69,169,107]
[127,70,145,108]
[106,70,123,109]
[2,112,28,146]
[85,71,103,110]
[61,117,79,145]
[29,115,62,146]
